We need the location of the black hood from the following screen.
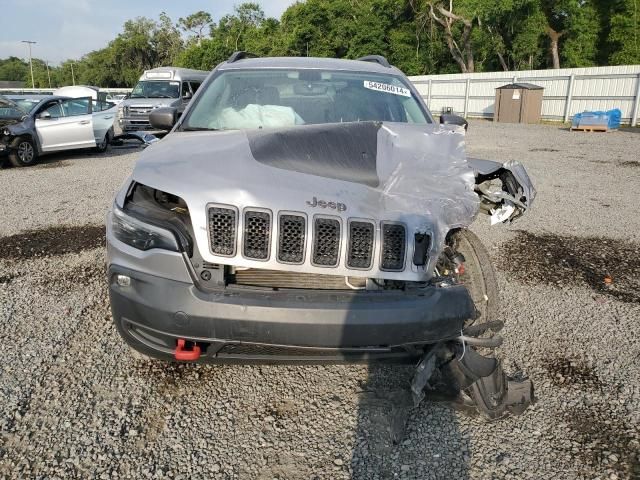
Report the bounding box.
[247,122,381,187]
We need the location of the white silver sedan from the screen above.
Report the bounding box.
[0,95,116,167]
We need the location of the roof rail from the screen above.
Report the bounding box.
[227,51,259,63]
[356,55,391,68]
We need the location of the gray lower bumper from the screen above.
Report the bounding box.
[108,265,475,362]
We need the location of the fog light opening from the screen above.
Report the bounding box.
[116,274,131,287]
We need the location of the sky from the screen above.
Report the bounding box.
[0,0,295,65]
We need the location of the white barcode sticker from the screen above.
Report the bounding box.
[363,80,411,97]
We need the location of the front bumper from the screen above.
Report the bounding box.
[120,118,157,132]
[108,262,475,363]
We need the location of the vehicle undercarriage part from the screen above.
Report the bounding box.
[411,339,534,420]
[468,158,537,225]
[111,131,159,147]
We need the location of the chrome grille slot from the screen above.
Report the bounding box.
[312,218,341,266]
[208,207,237,256]
[380,223,406,271]
[243,210,271,260]
[348,221,374,269]
[278,214,306,264]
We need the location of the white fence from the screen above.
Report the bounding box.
[410,65,640,126]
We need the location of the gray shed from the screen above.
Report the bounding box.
[494,83,544,124]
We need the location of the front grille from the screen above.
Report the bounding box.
[216,343,414,360]
[243,211,270,260]
[312,218,340,266]
[381,223,406,271]
[127,106,153,116]
[204,205,408,273]
[219,344,342,356]
[208,207,237,256]
[278,214,306,263]
[231,268,366,290]
[348,221,374,269]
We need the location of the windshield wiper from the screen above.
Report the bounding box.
[150,95,175,99]
[181,126,220,132]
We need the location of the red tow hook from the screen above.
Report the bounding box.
[174,338,201,361]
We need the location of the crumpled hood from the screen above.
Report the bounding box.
[0,117,23,128]
[129,121,479,280]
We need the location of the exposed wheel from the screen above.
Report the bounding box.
[94,130,111,153]
[9,138,38,167]
[454,229,499,325]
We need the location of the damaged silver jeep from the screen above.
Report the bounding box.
[106,53,536,419]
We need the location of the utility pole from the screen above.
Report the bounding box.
[45,60,51,88]
[70,62,75,85]
[21,40,36,88]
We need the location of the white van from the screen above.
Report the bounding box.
[117,67,209,133]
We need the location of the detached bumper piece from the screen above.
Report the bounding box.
[412,342,533,420]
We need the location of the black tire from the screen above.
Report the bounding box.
[455,230,499,325]
[9,138,38,167]
[94,130,111,153]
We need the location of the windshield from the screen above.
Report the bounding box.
[13,98,41,113]
[183,69,430,131]
[130,80,180,99]
[0,97,39,118]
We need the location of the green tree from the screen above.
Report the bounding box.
[178,3,279,70]
[540,0,600,69]
[178,11,213,45]
[608,0,640,64]
[0,57,28,82]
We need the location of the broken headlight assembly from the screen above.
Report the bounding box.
[111,183,194,254]
[111,206,181,252]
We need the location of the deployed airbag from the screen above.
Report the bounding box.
[211,104,304,130]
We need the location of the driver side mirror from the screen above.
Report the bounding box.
[38,111,52,120]
[440,113,468,131]
[149,107,178,131]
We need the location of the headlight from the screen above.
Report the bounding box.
[2,128,10,136]
[111,205,179,252]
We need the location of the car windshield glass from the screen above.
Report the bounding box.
[183,69,430,131]
[12,98,41,114]
[0,98,31,118]
[130,80,180,99]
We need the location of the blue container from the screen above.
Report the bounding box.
[572,109,621,129]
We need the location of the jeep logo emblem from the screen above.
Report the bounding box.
[306,196,347,212]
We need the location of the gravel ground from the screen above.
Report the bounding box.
[1,122,639,479]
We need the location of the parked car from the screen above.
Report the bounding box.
[107,53,536,419]
[106,93,127,105]
[0,94,115,166]
[116,66,208,134]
